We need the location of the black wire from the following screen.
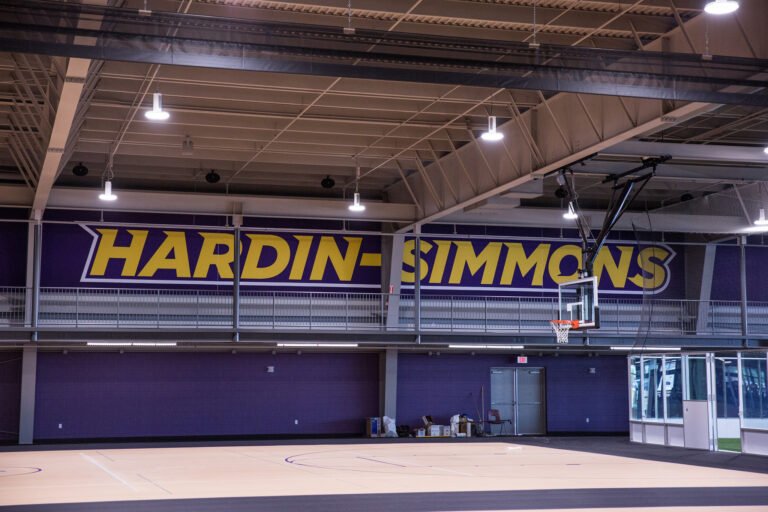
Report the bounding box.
[630,208,656,355]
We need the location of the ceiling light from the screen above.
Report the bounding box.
[704,0,739,15]
[181,135,194,156]
[205,169,220,184]
[764,146,768,155]
[145,91,170,121]
[755,208,768,226]
[98,180,117,201]
[72,162,88,177]
[349,165,365,212]
[563,202,578,220]
[349,192,366,212]
[481,115,504,142]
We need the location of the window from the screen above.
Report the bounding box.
[642,357,663,420]
[665,356,683,422]
[742,356,768,430]
[630,357,641,420]
[715,356,739,419]
[686,356,707,401]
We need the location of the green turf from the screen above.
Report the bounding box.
[718,438,741,452]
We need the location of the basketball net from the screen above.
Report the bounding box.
[550,320,578,344]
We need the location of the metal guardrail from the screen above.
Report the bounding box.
[0,286,764,336]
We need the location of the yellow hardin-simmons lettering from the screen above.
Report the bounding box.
[89,229,380,282]
[400,239,671,290]
[87,229,671,290]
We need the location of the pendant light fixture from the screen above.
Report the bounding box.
[348,164,366,212]
[481,115,504,142]
[563,202,578,220]
[145,91,170,121]
[99,156,117,201]
[755,208,768,226]
[704,0,739,15]
[99,180,117,201]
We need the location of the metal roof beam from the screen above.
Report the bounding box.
[604,141,768,165]
[1,1,767,106]
[29,1,108,216]
[388,0,767,232]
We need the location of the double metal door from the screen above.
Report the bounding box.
[490,367,546,435]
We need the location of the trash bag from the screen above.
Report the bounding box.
[450,414,461,437]
[382,416,398,437]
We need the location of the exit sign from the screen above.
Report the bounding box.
[517,356,528,364]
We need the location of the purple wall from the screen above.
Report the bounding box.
[397,354,628,433]
[0,351,22,443]
[746,247,768,302]
[0,221,27,287]
[711,246,740,301]
[710,245,768,302]
[34,351,379,440]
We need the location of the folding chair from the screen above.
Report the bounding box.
[487,408,513,436]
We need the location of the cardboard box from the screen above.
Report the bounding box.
[428,425,441,437]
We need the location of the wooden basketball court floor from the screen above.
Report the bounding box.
[1,437,767,511]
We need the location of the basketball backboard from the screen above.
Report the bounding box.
[557,276,599,329]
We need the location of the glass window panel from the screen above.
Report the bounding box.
[687,356,707,401]
[642,357,663,420]
[630,357,641,420]
[715,357,739,418]
[742,357,768,430]
[664,356,683,422]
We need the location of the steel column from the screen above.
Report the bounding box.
[379,348,398,420]
[386,234,405,330]
[18,345,37,445]
[739,236,748,340]
[414,227,421,340]
[233,223,241,342]
[30,221,41,341]
[696,244,717,335]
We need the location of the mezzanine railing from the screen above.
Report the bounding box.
[0,287,764,337]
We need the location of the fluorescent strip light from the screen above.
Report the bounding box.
[86,342,177,347]
[276,343,358,348]
[609,346,681,352]
[448,344,524,350]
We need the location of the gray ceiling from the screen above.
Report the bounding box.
[0,0,766,234]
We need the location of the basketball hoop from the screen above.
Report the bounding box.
[550,320,579,344]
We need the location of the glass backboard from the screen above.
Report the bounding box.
[557,276,599,329]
